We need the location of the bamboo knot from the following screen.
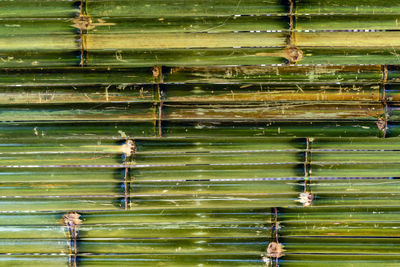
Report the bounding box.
[153,66,161,78]
[283,46,303,63]
[72,15,94,31]
[63,212,82,228]
[266,242,285,258]
[297,192,313,207]
[376,117,386,131]
[121,139,136,158]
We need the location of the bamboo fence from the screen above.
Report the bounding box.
[0,0,400,266]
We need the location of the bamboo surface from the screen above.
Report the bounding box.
[2,0,400,266]
[1,1,400,66]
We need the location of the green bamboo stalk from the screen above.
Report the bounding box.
[0,85,154,104]
[163,84,382,102]
[0,35,77,51]
[283,255,400,267]
[296,15,400,31]
[0,102,384,122]
[0,239,67,253]
[0,1,77,18]
[295,0,400,14]
[0,168,121,183]
[0,208,270,225]
[0,65,388,85]
[86,0,286,17]
[164,65,385,84]
[0,198,121,212]
[0,83,383,105]
[79,254,265,267]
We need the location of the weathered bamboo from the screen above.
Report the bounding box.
[2,0,400,266]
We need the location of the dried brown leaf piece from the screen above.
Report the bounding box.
[297,192,314,207]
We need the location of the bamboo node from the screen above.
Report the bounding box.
[266,242,285,258]
[72,15,94,31]
[283,46,303,63]
[63,212,82,227]
[63,212,81,267]
[297,192,313,207]
[376,117,386,131]
[153,66,161,78]
[121,139,136,157]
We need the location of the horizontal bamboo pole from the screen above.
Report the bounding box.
[0,224,268,239]
[86,32,286,50]
[295,0,400,15]
[283,255,400,267]
[0,198,121,212]
[295,31,400,47]
[86,47,400,66]
[86,0,286,17]
[0,102,385,122]
[0,256,67,267]
[0,120,385,139]
[5,136,400,154]
[164,84,383,102]
[296,14,400,31]
[0,168,122,183]
[0,65,391,85]
[79,254,266,267]
[0,208,270,224]
[0,1,77,18]
[86,16,288,34]
[77,237,267,254]
[0,239,67,253]
[164,65,386,84]
[0,83,385,105]
[0,35,77,51]
[283,237,400,254]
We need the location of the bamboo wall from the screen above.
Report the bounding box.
[1,0,400,266]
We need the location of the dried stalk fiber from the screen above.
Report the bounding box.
[1,0,400,266]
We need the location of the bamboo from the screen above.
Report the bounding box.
[2,0,400,266]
